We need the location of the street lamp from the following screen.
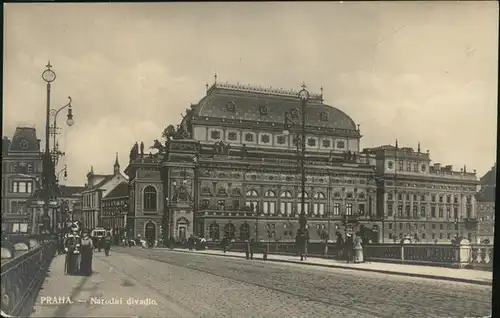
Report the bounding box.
[56,165,68,183]
[282,84,309,240]
[41,62,73,234]
[49,97,74,166]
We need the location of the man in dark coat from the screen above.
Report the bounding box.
[345,233,354,263]
[80,230,94,276]
[103,232,112,256]
[295,230,307,261]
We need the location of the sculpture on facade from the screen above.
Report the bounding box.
[172,183,192,203]
[213,141,230,155]
[343,150,357,163]
[140,142,145,156]
[162,124,191,140]
[129,143,139,161]
[150,139,166,153]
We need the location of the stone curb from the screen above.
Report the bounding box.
[159,248,492,287]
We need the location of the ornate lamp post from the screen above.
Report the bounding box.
[56,165,68,184]
[41,62,74,233]
[282,84,309,238]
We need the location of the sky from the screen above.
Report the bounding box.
[3,2,498,186]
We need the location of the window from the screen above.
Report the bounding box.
[261,134,270,144]
[413,194,417,201]
[421,164,426,172]
[388,192,393,200]
[143,186,157,211]
[239,223,250,241]
[228,132,238,141]
[439,196,443,203]
[439,233,443,239]
[245,190,259,213]
[446,207,451,218]
[210,130,221,140]
[336,140,345,149]
[263,190,276,215]
[224,223,236,240]
[431,195,436,202]
[27,182,32,193]
[413,206,418,218]
[431,206,436,217]
[446,196,451,203]
[432,223,436,229]
[280,191,292,198]
[334,192,341,198]
[398,205,403,217]
[421,195,426,201]
[438,207,444,218]
[322,139,331,148]
[388,161,394,169]
[27,164,33,173]
[398,160,404,171]
[388,204,393,216]
[333,203,340,215]
[439,223,444,230]
[345,203,353,215]
[346,192,353,199]
[280,202,292,215]
[296,203,309,215]
[277,135,286,145]
[358,204,365,215]
[453,207,458,218]
[405,194,410,201]
[405,205,411,217]
[413,162,418,172]
[420,206,426,217]
[320,112,328,121]
[406,161,411,171]
[398,193,403,201]
[291,108,299,119]
[307,138,316,147]
[209,223,220,240]
[313,203,325,216]
[389,223,393,230]
[217,200,225,210]
[226,101,236,112]
[244,133,254,142]
[358,192,365,199]
[232,199,240,210]
[313,192,325,199]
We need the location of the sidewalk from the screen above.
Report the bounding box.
[167,248,493,286]
[31,253,195,317]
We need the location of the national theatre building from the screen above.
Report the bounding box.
[124,80,479,244]
[125,80,381,243]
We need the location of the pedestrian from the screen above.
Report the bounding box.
[245,239,250,259]
[80,230,94,276]
[353,234,364,263]
[103,232,112,256]
[188,235,194,251]
[295,230,306,261]
[345,233,354,263]
[249,238,255,260]
[64,231,81,275]
[335,232,344,260]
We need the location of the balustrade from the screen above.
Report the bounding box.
[1,240,56,317]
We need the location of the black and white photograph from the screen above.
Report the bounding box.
[1,2,497,317]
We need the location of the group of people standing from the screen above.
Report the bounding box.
[335,231,364,263]
[60,224,114,276]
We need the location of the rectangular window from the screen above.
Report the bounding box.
[413,205,418,218]
[413,162,418,172]
[27,164,33,173]
[432,233,436,239]
[398,193,403,201]
[399,223,403,230]
[431,206,436,217]
[398,205,403,217]
[333,203,340,215]
[454,196,458,203]
[413,194,417,201]
[358,204,365,215]
[264,201,276,215]
[446,207,451,218]
[439,233,443,239]
[388,233,393,240]
[280,202,292,215]
[296,203,309,215]
[439,196,443,203]
[422,233,426,239]
[232,200,240,210]
[345,203,352,215]
[405,194,410,201]
[405,205,411,217]
[466,206,472,218]
[244,133,254,142]
[421,195,426,201]
[387,204,393,216]
[313,203,325,216]
[398,160,404,171]
[453,207,458,218]
[18,182,27,193]
[446,196,451,203]
[389,223,393,229]
[420,206,426,218]
[406,161,411,171]
[439,223,444,230]
[432,223,436,229]
[431,195,436,202]
[27,182,32,193]
[439,207,444,218]
[388,192,393,200]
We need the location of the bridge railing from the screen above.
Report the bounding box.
[195,240,493,270]
[1,239,56,317]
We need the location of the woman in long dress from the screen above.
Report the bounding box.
[354,235,364,263]
[80,230,94,276]
[64,233,81,275]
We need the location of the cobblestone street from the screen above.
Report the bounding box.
[33,246,491,317]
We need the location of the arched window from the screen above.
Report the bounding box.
[143,185,157,211]
[209,223,220,241]
[296,191,310,216]
[239,222,250,241]
[245,189,259,213]
[280,191,293,216]
[280,191,292,198]
[224,223,236,240]
[313,192,326,217]
[263,190,276,215]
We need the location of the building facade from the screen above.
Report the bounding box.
[126,81,381,242]
[81,154,128,229]
[124,150,164,240]
[476,163,496,244]
[364,144,479,243]
[101,182,129,233]
[1,127,43,233]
